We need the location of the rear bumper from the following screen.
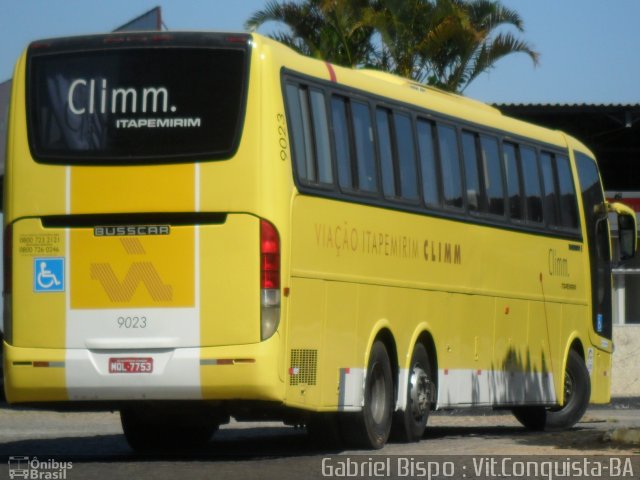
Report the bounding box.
[3,336,284,404]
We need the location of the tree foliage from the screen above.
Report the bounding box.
[245,0,539,93]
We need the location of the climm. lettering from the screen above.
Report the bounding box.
[67,78,176,115]
[423,240,462,265]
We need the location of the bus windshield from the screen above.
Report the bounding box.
[27,36,249,163]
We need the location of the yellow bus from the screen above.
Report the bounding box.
[3,31,637,451]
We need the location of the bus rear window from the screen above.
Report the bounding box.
[27,41,249,163]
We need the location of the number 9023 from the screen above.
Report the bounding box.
[117,316,147,329]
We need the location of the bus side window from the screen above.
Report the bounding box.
[480,135,505,217]
[416,119,440,207]
[461,131,481,212]
[503,142,523,221]
[285,84,333,186]
[393,112,419,201]
[520,146,543,223]
[351,101,378,194]
[309,89,333,184]
[331,96,353,191]
[436,124,463,209]
[286,84,316,183]
[540,152,560,227]
[376,108,396,198]
[556,155,580,229]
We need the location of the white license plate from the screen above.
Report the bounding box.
[109,357,153,374]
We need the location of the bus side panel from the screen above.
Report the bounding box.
[321,282,359,408]
[285,277,326,409]
[590,349,612,403]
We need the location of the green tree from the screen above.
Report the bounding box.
[245,0,375,68]
[423,0,539,92]
[246,0,539,93]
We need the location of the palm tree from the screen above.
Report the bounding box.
[246,0,539,93]
[423,0,539,92]
[245,0,375,68]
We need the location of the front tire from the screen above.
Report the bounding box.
[512,350,590,431]
[341,341,394,449]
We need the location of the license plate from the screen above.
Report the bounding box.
[109,357,153,374]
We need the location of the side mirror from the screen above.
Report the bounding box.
[608,202,637,260]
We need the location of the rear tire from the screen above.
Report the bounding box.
[391,343,432,442]
[121,404,222,453]
[512,350,590,431]
[341,341,393,449]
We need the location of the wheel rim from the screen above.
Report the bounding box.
[564,370,575,404]
[409,366,430,420]
[549,367,576,412]
[369,361,388,424]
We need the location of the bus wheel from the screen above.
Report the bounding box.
[341,341,393,449]
[120,405,221,453]
[512,350,590,431]
[391,343,432,442]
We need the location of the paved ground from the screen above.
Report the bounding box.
[0,400,638,479]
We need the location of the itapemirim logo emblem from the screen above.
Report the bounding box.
[8,456,72,479]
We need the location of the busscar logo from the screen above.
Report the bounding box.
[67,78,201,130]
[94,225,170,237]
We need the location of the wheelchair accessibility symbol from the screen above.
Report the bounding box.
[34,257,65,293]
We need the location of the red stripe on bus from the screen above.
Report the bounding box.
[325,62,337,82]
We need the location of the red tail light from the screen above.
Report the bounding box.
[260,220,280,289]
[260,220,280,340]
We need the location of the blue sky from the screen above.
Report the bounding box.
[1,0,639,105]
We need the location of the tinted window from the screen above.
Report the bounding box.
[416,119,439,206]
[480,135,505,216]
[503,143,523,220]
[286,84,311,181]
[520,146,543,223]
[309,90,333,184]
[576,153,612,338]
[29,46,248,163]
[298,88,316,182]
[540,152,559,226]
[351,101,377,193]
[556,155,579,229]
[394,113,418,200]
[437,124,463,208]
[331,96,352,190]
[462,132,480,212]
[376,109,396,198]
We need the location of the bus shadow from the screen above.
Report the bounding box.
[0,421,619,463]
[0,426,340,463]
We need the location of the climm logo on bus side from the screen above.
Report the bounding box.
[66,78,202,129]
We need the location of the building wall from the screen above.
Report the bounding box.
[612,325,640,397]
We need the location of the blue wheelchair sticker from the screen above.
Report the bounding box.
[596,314,603,333]
[34,257,65,293]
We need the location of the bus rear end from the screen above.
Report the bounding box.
[3,32,284,417]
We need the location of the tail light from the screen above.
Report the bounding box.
[3,223,12,343]
[260,220,280,340]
